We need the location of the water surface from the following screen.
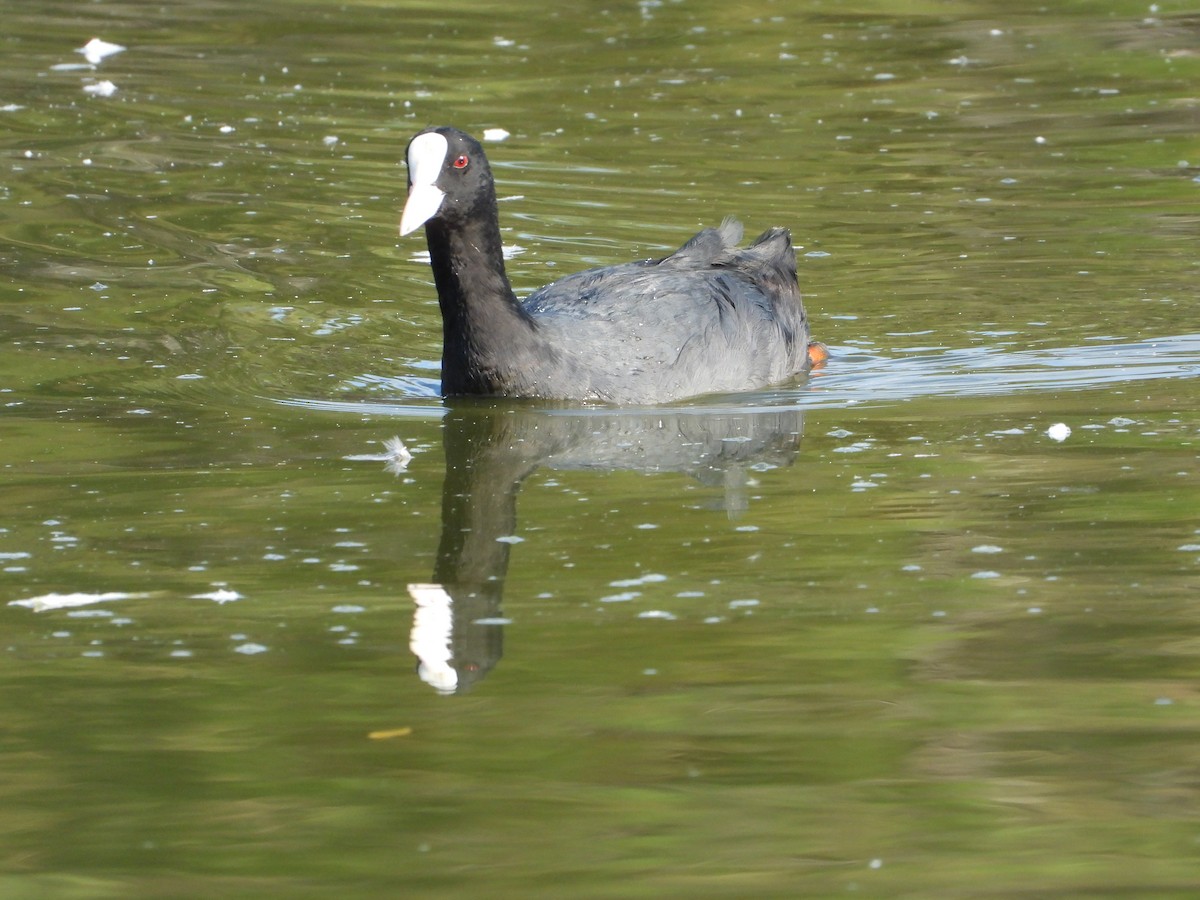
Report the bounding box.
[2,0,1199,895]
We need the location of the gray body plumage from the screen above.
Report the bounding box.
[514,218,810,403]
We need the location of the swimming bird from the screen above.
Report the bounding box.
[399,126,823,404]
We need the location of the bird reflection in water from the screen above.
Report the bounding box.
[396,401,806,694]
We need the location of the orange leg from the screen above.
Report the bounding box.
[806,341,829,369]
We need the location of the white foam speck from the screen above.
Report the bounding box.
[1046,422,1071,442]
[10,591,149,612]
[78,38,126,64]
[191,588,242,604]
[600,591,640,603]
[83,81,119,97]
[609,573,667,587]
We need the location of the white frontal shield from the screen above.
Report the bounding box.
[399,132,449,236]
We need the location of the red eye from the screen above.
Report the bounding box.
[452,154,469,169]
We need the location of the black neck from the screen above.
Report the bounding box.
[424,204,537,396]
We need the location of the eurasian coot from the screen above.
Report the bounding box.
[400,126,822,404]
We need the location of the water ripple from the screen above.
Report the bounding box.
[275,333,1200,416]
[803,333,1200,409]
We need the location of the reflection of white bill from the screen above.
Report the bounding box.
[9,591,150,613]
[407,584,458,694]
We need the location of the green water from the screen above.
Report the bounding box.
[2,0,1199,895]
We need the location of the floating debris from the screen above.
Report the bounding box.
[482,127,510,142]
[1046,422,1072,442]
[383,436,413,472]
[78,38,126,65]
[83,81,118,98]
[344,436,413,475]
[368,727,413,740]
